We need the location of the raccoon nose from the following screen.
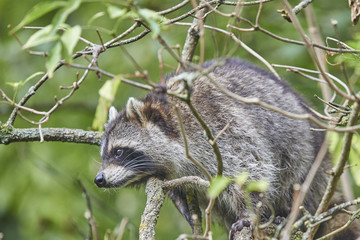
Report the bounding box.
[94,173,106,187]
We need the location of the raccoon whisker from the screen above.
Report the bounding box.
[120,151,152,168]
[122,159,152,169]
[123,161,156,172]
[93,159,102,165]
[122,150,142,161]
[122,156,148,167]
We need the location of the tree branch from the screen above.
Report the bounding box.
[181,0,209,63]
[139,178,166,240]
[0,127,101,145]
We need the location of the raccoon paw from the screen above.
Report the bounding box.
[229,218,254,240]
[273,216,285,225]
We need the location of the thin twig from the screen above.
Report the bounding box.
[316,208,360,240]
[116,218,128,240]
[5,71,52,126]
[0,89,46,115]
[8,25,48,56]
[3,57,97,128]
[181,22,281,79]
[120,45,157,87]
[157,0,190,15]
[210,118,233,145]
[186,99,223,176]
[105,28,151,49]
[78,180,99,240]
[255,0,263,26]
[164,0,274,25]
[315,198,360,221]
[174,105,212,181]
[162,176,210,190]
[292,0,314,17]
[157,35,187,71]
[223,0,273,6]
[104,22,141,47]
[65,63,153,91]
[227,22,360,54]
[176,234,209,240]
[281,0,356,102]
[203,198,215,237]
[304,5,331,102]
[272,64,351,96]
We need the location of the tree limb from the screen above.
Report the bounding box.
[0,127,101,145]
[139,178,166,240]
[181,0,209,63]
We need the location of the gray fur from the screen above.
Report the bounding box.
[95,59,330,233]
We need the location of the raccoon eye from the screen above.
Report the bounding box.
[114,148,123,157]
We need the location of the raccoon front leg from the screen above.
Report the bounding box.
[167,187,193,229]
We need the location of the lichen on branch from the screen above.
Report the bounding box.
[0,127,101,145]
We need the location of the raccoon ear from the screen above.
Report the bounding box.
[126,97,146,124]
[108,106,118,122]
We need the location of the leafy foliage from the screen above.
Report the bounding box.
[92,77,122,132]
[207,175,232,198]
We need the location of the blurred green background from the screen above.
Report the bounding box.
[0,0,358,239]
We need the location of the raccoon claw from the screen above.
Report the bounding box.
[229,218,254,240]
[273,216,285,225]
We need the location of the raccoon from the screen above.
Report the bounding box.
[94,58,357,239]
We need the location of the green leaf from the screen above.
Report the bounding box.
[246,180,269,192]
[138,8,169,38]
[138,8,164,21]
[5,82,21,89]
[6,72,45,89]
[11,1,67,33]
[148,19,161,38]
[207,175,232,198]
[60,25,81,63]
[234,171,249,186]
[87,12,105,26]
[21,0,81,49]
[50,0,81,35]
[23,25,59,49]
[107,5,127,19]
[23,72,46,85]
[46,42,62,78]
[92,76,122,131]
[138,9,161,38]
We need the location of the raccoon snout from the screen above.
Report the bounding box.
[94,173,106,187]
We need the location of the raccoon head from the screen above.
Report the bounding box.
[94,95,181,188]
